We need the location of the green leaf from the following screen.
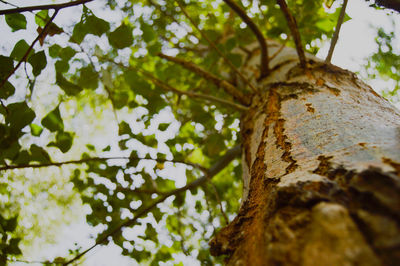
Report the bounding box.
[129,150,140,167]
[42,105,64,132]
[30,144,51,163]
[48,131,73,153]
[141,23,155,43]
[5,13,27,32]
[151,207,163,223]
[10,40,32,61]
[6,102,36,131]
[4,216,18,232]
[55,60,69,73]
[59,47,76,61]
[0,81,15,99]
[71,21,86,44]
[85,15,110,36]
[144,224,158,242]
[108,24,133,49]
[173,193,185,207]
[77,66,99,89]
[315,18,335,32]
[49,44,62,58]
[28,51,47,76]
[5,238,22,255]
[119,121,132,136]
[35,10,49,27]
[71,15,110,44]
[153,246,172,262]
[0,55,14,79]
[148,42,161,56]
[124,70,152,97]
[135,133,157,147]
[56,73,82,95]
[30,124,43,136]
[131,249,151,262]
[158,123,169,131]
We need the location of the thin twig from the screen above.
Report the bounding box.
[210,182,229,225]
[62,145,241,265]
[117,186,170,195]
[0,0,18,8]
[0,10,59,90]
[140,66,248,111]
[269,37,289,61]
[325,0,349,63]
[222,0,270,79]
[0,156,207,173]
[158,53,250,105]
[7,258,53,265]
[0,0,93,15]
[104,59,248,111]
[175,0,258,93]
[276,0,306,68]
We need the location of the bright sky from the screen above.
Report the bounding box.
[3,0,400,265]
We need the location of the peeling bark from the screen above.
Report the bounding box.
[210,44,400,265]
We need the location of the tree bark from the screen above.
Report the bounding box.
[210,43,400,265]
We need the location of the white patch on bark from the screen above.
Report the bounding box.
[279,73,400,177]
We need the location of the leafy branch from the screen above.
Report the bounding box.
[276,0,306,68]
[0,0,93,15]
[158,53,250,105]
[175,0,258,93]
[0,10,59,90]
[105,59,249,111]
[222,0,270,79]
[62,145,241,265]
[0,156,207,173]
[325,0,349,63]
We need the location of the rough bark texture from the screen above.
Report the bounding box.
[210,42,400,265]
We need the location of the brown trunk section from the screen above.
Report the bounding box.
[210,64,400,265]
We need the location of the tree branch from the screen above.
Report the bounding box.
[0,156,207,173]
[0,0,18,8]
[175,0,258,93]
[276,0,307,68]
[104,59,248,111]
[222,0,270,79]
[325,0,349,64]
[158,53,250,105]
[0,10,59,90]
[0,0,93,15]
[63,145,241,265]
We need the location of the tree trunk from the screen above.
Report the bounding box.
[210,44,400,265]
